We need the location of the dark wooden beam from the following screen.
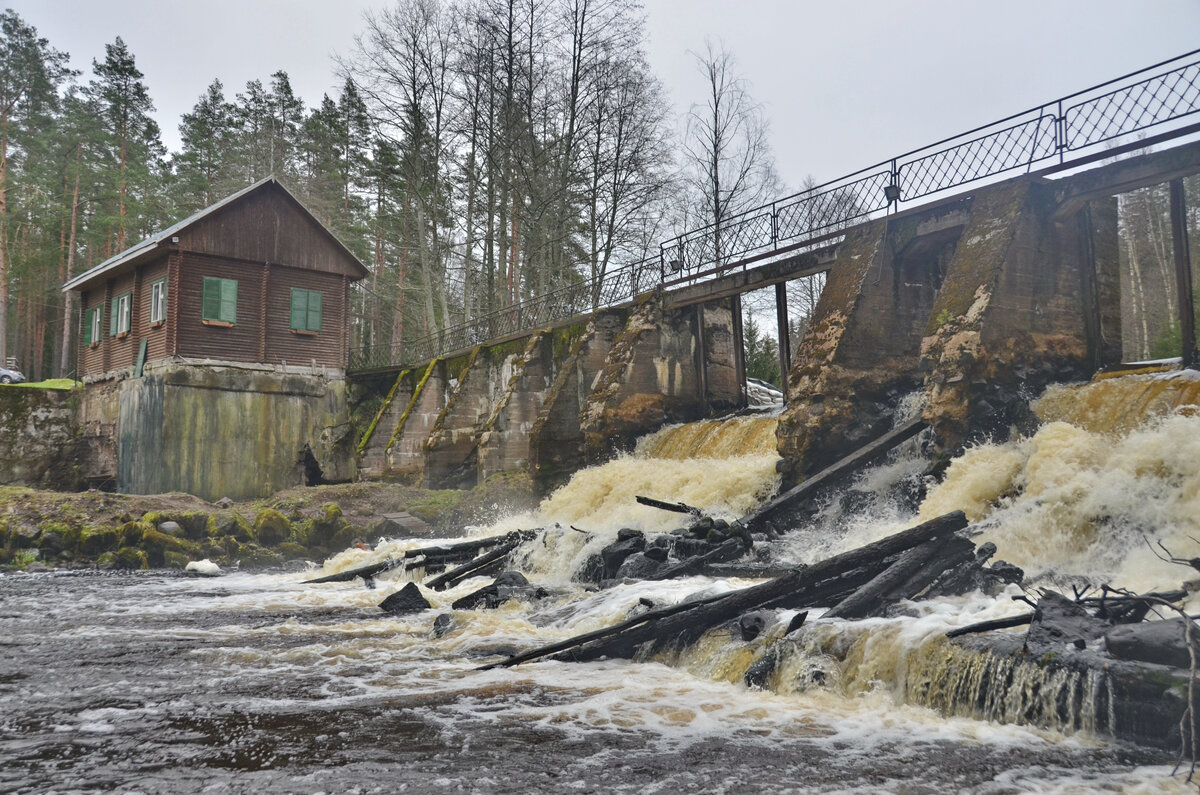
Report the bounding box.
[730,294,747,408]
[775,281,791,399]
[1169,178,1197,368]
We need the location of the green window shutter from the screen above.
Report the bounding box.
[84,308,94,346]
[290,289,306,330]
[307,291,322,332]
[201,277,220,321]
[110,297,119,335]
[220,278,237,324]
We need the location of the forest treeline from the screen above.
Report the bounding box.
[1,3,1196,382]
[2,0,789,379]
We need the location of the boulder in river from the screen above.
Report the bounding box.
[379,582,432,615]
[452,571,548,610]
[1105,617,1200,669]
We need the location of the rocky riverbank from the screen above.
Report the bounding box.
[0,473,537,572]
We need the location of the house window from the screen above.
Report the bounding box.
[110,292,132,337]
[84,306,102,346]
[150,279,167,324]
[201,276,237,325]
[289,288,322,334]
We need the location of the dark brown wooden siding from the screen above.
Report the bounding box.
[79,289,105,377]
[139,258,170,364]
[175,253,264,363]
[176,183,363,279]
[105,270,139,372]
[264,265,347,369]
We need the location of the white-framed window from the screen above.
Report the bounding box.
[84,305,103,346]
[110,292,132,336]
[150,278,167,324]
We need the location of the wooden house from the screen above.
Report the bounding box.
[63,177,368,378]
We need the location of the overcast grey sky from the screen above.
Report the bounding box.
[9,0,1200,193]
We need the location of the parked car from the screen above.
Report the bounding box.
[0,365,26,384]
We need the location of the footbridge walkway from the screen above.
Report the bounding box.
[349,49,1200,375]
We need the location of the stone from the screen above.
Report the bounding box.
[252,510,291,546]
[493,570,529,588]
[615,552,666,580]
[739,611,771,642]
[379,582,431,615]
[643,545,669,562]
[1026,592,1108,647]
[214,497,235,509]
[38,531,65,556]
[744,647,782,689]
[671,536,712,559]
[433,613,455,638]
[452,574,549,610]
[599,534,646,579]
[158,521,184,537]
[1105,618,1200,670]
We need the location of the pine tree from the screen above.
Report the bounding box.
[0,9,71,366]
[175,79,238,213]
[85,36,167,255]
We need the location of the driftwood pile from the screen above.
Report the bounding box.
[479,510,1027,669]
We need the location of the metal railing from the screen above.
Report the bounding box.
[351,48,1200,373]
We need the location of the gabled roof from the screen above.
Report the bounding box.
[63,177,369,292]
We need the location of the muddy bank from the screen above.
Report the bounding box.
[0,472,537,572]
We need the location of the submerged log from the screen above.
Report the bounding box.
[482,511,967,669]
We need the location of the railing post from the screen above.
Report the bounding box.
[1057,99,1066,164]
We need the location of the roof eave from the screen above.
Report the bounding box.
[61,241,164,293]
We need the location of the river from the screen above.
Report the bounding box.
[2,372,1198,793]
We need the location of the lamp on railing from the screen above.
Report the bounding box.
[884,182,901,205]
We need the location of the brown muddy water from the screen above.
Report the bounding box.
[4,373,1200,793]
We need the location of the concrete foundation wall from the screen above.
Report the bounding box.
[82,363,355,501]
[0,387,81,490]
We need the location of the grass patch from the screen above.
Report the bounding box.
[4,378,80,390]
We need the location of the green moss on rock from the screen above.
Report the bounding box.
[114,546,147,569]
[253,508,291,546]
[80,526,119,556]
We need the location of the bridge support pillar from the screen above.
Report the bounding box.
[919,181,1120,456]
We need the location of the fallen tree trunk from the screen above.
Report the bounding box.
[945,613,1034,638]
[822,539,945,620]
[635,496,704,516]
[822,534,978,620]
[426,537,524,591]
[302,557,406,585]
[483,511,967,669]
[302,533,524,585]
